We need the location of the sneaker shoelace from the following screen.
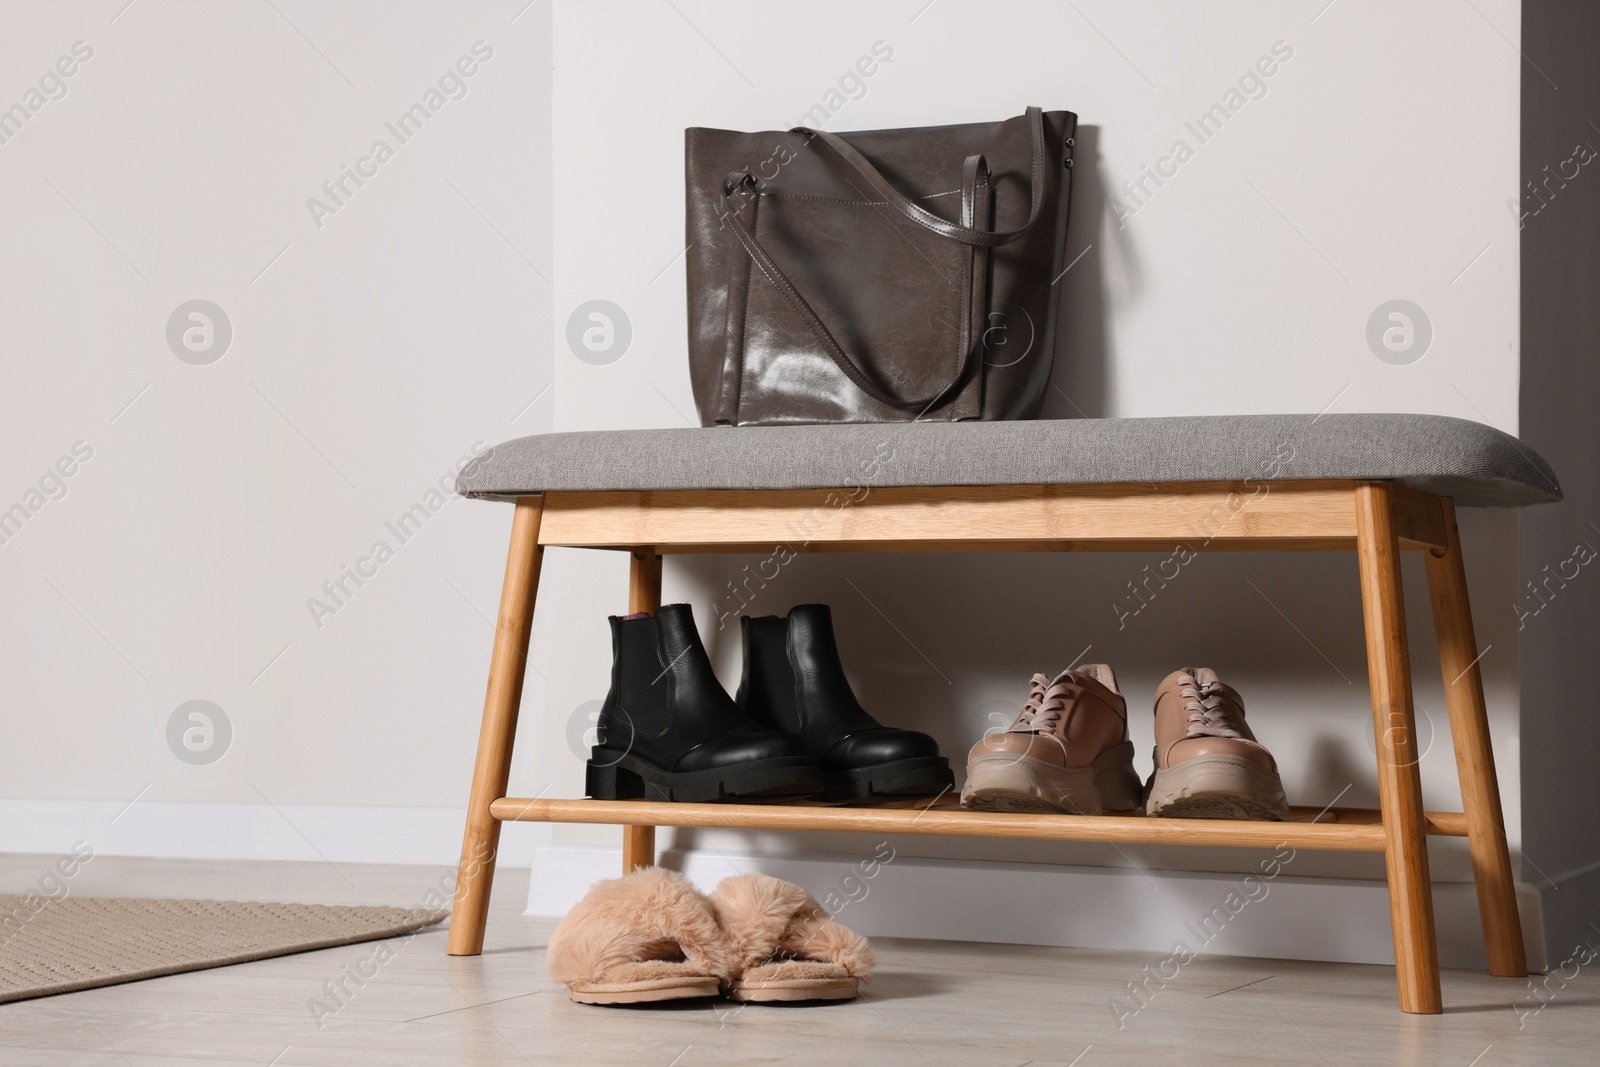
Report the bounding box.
[1178,671,1244,739]
[1011,672,1076,749]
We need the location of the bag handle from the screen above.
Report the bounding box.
[718,108,1045,411]
[721,153,991,412]
[796,105,1046,248]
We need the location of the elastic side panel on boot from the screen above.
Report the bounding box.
[784,606,881,740]
[611,615,670,741]
[739,615,801,733]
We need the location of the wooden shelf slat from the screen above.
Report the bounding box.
[488,797,1471,853]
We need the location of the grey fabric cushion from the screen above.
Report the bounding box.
[457,414,1561,508]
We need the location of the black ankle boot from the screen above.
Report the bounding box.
[587,603,823,803]
[736,604,954,802]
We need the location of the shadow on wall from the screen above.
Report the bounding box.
[1045,123,1112,420]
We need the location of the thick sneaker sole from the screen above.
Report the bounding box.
[822,756,954,803]
[586,750,822,803]
[961,741,1142,815]
[1144,755,1290,820]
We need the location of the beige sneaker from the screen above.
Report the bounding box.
[962,665,1141,814]
[1145,668,1290,820]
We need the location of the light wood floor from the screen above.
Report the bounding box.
[1,854,1594,1066]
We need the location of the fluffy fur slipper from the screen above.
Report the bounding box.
[546,867,732,1004]
[709,873,874,1002]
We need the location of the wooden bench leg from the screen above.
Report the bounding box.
[447,496,545,956]
[621,548,662,873]
[1424,498,1528,978]
[1355,484,1442,1014]
[622,826,656,872]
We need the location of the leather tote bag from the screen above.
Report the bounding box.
[685,106,1076,426]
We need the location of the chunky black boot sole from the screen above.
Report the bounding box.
[587,751,823,803]
[823,756,954,803]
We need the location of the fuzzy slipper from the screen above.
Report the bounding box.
[709,873,874,1002]
[546,867,732,1004]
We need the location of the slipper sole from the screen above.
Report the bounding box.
[567,977,722,1004]
[729,977,859,1002]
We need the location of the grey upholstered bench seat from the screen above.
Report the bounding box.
[457,413,1561,508]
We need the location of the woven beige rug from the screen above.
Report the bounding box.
[0,897,447,1004]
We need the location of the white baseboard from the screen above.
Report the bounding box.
[527,845,1547,972]
[0,798,551,868]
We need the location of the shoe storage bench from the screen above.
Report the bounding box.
[444,414,1561,1015]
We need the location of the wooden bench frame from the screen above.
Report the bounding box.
[444,479,1528,1014]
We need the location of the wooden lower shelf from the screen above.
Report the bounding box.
[489,797,1469,853]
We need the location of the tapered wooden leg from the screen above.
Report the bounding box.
[1355,483,1442,1014]
[622,826,656,872]
[447,496,545,956]
[621,548,662,873]
[1424,497,1527,977]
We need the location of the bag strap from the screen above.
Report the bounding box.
[722,157,989,412]
[718,108,1046,411]
[795,105,1046,248]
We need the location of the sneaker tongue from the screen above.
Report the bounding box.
[1073,663,1120,695]
[1190,666,1221,687]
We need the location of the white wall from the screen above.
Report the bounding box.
[0,0,554,866]
[0,0,1551,970]
[537,0,1534,966]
